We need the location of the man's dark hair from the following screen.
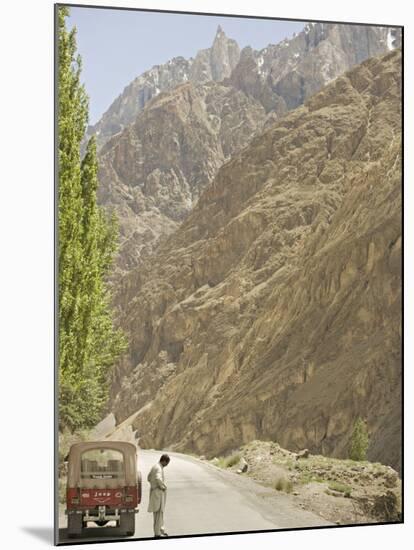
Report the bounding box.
[160,454,170,465]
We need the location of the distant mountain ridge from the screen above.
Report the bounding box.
[88,22,400,150]
[227,22,401,114]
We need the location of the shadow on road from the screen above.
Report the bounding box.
[59,527,138,543]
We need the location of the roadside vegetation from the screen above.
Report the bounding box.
[274,475,293,493]
[210,440,401,525]
[349,417,370,461]
[58,6,127,433]
[216,453,241,469]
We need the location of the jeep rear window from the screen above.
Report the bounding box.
[80,449,125,479]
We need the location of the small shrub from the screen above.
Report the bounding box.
[217,452,241,469]
[349,417,370,461]
[274,476,293,493]
[226,453,241,468]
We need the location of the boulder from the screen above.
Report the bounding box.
[296,449,310,460]
[236,457,249,474]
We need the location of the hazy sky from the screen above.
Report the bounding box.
[68,6,305,124]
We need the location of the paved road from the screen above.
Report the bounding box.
[59,449,331,544]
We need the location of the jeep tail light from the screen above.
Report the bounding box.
[67,487,81,508]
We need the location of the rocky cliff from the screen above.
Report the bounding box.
[96,23,400,273]
[98,81,266,273]
[110,49,402,471]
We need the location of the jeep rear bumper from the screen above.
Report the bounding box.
[66,507,138,522]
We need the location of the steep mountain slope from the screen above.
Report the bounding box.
[86,26,240,149]
[96,22,400,273]
[110,49,402,471]
[98,81,265,272]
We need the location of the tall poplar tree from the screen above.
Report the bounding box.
[58,6,127,431]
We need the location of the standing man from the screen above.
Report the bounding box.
[147,454,170,538]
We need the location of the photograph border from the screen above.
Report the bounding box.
[54,3,404,545]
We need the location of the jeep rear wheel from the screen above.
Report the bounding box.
[68,514,83,537]
[119,512,135,536]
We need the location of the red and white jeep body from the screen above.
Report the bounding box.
[65,441,141,537]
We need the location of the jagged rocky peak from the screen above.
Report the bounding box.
[190,25,240,83]
[86,55,192,149]
[386,27,401,50]
[228,22,401,114]
[87,25,241,149]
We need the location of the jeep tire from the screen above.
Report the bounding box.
[68,513,83,537]
[119,512,135,536]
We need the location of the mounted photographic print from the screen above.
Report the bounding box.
[54,2,403,545]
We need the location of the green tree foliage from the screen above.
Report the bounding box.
[58,6,127,431]
[349,417,370,461]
